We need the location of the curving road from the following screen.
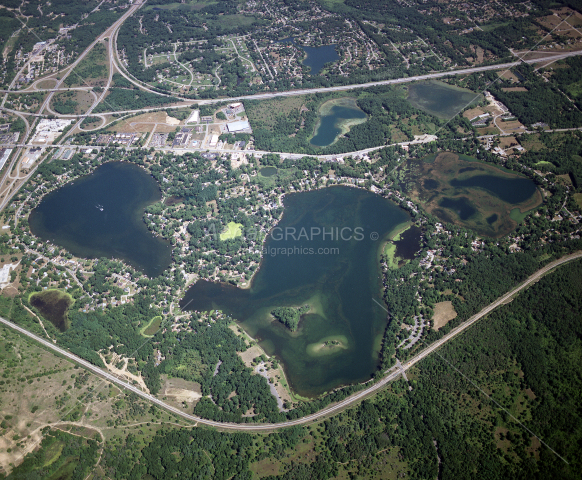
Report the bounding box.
[0,250,580,431]
[5,50,582,119]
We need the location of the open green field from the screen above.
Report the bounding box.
[574,192,582,209]
[534,160,554,168]
[36,78,58,89]
[64,42,109,88]
[220,221,243,240]
[246,95,310,131]
[51,90,94,115]
[397,152,543,237]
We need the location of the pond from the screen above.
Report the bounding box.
[260,166,278,177]
[180,186,410,397]
[29,161,172,278]
[280,37,339,75]
[407,80,481,120]
[393,225,422,260]
[311,100,367,147]
[29,289,74,332]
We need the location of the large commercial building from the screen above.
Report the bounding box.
[226,120,251,133]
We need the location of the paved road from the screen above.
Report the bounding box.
[1,251,580,431]
[5,50,582,118]
[37,1,143,116]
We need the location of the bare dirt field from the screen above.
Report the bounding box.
[432,301,457,330]
[498,136,519,149]
[99,351,149,392]
[107,111,182,133]
[499,119,526,133]
[160,376,202,409]
[501,87,528,92]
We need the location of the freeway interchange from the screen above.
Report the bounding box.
[2,0,582,433]
[1,251,580,432]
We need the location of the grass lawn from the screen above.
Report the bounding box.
[220,222,243,240]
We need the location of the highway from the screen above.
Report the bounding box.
[1,250,580,432]
[4,50,582,119]
[36,1,144,116]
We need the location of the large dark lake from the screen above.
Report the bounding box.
[29,162,172,277]
[180,186,409,397]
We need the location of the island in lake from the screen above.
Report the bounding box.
[180,186,410,397]
[270,305,310,331]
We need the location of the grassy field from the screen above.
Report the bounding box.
[220,222,243,240]
[51,90,95,115]
[574,192,582,209]
[36,78,57,89]
[246,95,310,131]
[64,42,109,88]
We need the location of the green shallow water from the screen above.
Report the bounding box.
[28,162,172,278]
[180,186,409,397]
[311,105,367,147]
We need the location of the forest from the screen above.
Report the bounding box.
[58,259,582,480]
[491,64,582,129]
[93,88,179,113]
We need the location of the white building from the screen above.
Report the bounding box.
[226,120,251,133]
[186,110,200,124]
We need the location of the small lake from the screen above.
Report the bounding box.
[311,104,367,147]
[29,162,172,278]
[29,290,73,332]
[393,225,422,260]
[180,186,410,397]
[280,37,339,75]
[260,166,278,177]
[407,80,481,119]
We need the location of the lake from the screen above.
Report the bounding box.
[180,186,410,397]
[407,80,481,119]
[311,103,367,147]
[28,161,172,278]
[280,37,339,75]
[398,152,542,237]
